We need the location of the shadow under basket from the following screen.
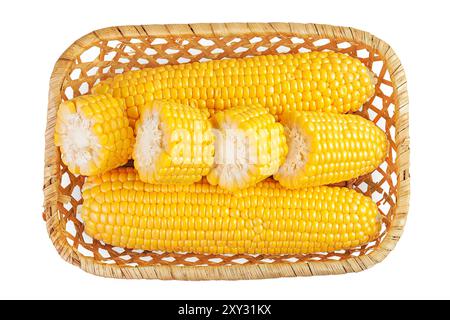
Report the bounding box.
[43,23,410,280]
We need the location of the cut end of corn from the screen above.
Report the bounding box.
[54,94,134,176]
[81,167,382,255]
[207,105,287,191]
[133,101,214,184]
[275,111,388,188]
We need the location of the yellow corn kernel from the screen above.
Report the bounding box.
[274,111,387,188]
[207,105,287,191]
[92,52,375,123]
[54,94,134,176]
[133,101,214,184]
[81,167,381,255]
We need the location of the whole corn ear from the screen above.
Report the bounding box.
[133,101,214,184]
[92,51,375,126]
[81,168,381,255]
[54,94,134,176]
[274,111,387,188]
[207,105,287,191]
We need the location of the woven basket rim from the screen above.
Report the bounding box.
[43,22,410,280]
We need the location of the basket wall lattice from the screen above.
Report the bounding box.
[43,23,410,280]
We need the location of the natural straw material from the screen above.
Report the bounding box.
[43,23,410,280]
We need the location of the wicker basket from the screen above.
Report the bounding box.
[43,23,410,280]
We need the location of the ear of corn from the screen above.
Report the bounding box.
[92,52,375,126]
[133,101,214,184]
[207,105,287,191]
[274,111,387,188]
[54,94,134,176]
[81,167,381,255]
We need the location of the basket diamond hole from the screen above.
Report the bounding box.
[66,238,74,246]
[337,41,351,49]
[151,38,167,45]
[165,48,179,54]
[102,66,111,74]
[250,36,262,43]
[107,40,121,48]
[130,38,142,44]
[367,108,378,121]
[114,68,124,74]
[87,67,99,76]
[208,258,223,264]
[98,248,111,258]
[184,257,200,263]
[371,60,383,76]
[112,247,125,254]
[137,58,149,65]
[188,48,202,55]
[156,58,169,65]
[211,48,224,54]
[380,83,393,96]
[144,48,157,55]
[77,244,94,257]
[290,37,305,44]
[284,257,299,263]
[120,255,132,261]
[82,232,93,244]
[198,38,215,47]
[299,47,311,53]
[372,96,383,110]
[161,256,176,262]
[231,258,249,264]
[79,82,89,95]
[313,39,330,47]
[61,172,71,188]
[260,258,275,263]
[358,182,369,193]
[80,46,100,63]
[139,256,153,262]
[177,57,191,64]
[234,46,249,53]
[66,220,76,237]
[256,46,268,52]
[72,185,82,201]
[270,37,281,43]
[276,46,291,53]
[357,49,370,58]
[70,69,81,80]
[388,103,395,117]
[199,57,212,62]
[118,57,130,64]
[227,38,241,45]
[104,51,117,62]
[376,117,386,130]
[383,70,391,81]
[64,87,74,100]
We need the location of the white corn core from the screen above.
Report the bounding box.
[277,125,310,177]
[212,123,251,187]
[134,111,163,176]
[61,113,100,172]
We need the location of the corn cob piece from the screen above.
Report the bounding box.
[81,167,381,255]
[207,105,287,191]
[133,101,214,184]
[274,111,387,188]
[54,94,134,176]
[92,51,375,126]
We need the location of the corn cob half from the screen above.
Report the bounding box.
[93,51,375,125]
[207,105,287,191]
[81,168,381,255]
[133,101,214,184]
[274,111,387,188]
[54,94,134,176]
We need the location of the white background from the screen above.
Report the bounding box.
[0,0,448,300]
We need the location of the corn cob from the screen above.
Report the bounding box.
[133,100,214,184]
[54,94,134,176]
[207,105,287,191]
[92,52,375,126]
[81,167,381,255]
[274,111,387,188]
